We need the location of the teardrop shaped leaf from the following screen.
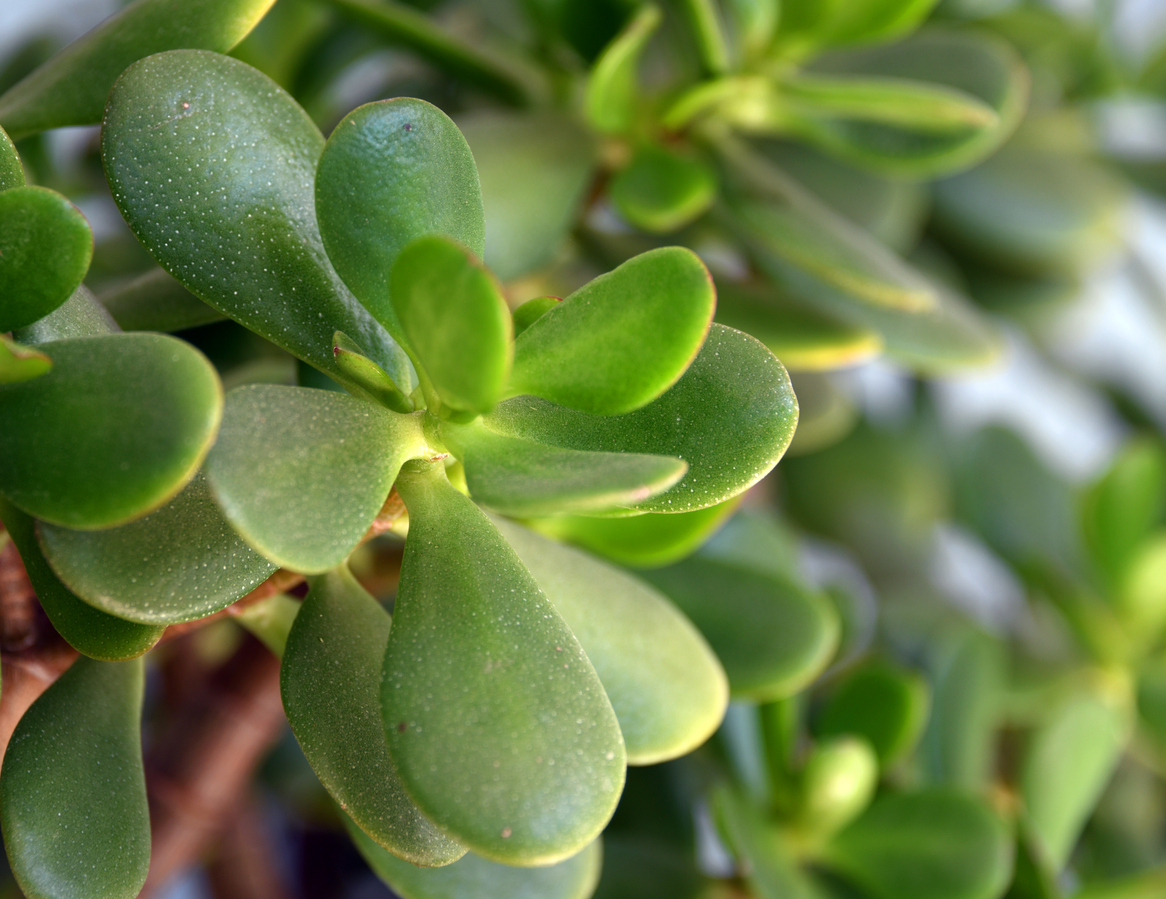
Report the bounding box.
[642,557,839,700]
[1,656,150,899]
[509,247,716,415]
[0,125,22,189]
[206,385,427,574]
[102,49,412,392]
[391,236,511,415]
[0,496,163,660]
[385,465,626,865]
[796,736,879,840]
[0,185,93,332]
[585,4,662,134]
[0,336,51,384]
[282,567,465,866]
[814,661,931,768]
[492,516,728,764]
[99,267,226,333]
[316,97,484,344]
[37,471,276,625]
[0,333,222,529]
[487,324,797,514]
[13,284,117,345]
[347,814,602,899]
[610,145,717,233]
[332,331,413,413]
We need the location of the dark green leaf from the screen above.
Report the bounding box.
[332,330,414,413]
[610,145,717,234]
[714,786,819,899]
[814,661,931,767]
[37,472,276,625]
[13,285,117,344]
[492,517,728,764]
[0,496,163,660]
[0,125,22,189]
[391,236,511,415]
[0,333,222,529]
[585,4,662,134]
[98,267,226,332]
[0,186,93,332]
[206,385,426,573]
[282,567,465,866]
[102,50,412,392]
[0,336,51,384]
[487,324,797,513]
[385,465,625,864]
[1083,439,1166,587]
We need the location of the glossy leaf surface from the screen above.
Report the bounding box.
[207,385,425,574]
[487,324,797,513]
[493,517,728,764]
[0,333,222,529]
[643,557,838,700]
[102,50,412,391]
[1,656,149,899]
[385,466,625,865]
[0,337,51,384]
[0,186,93,332]
[0,496,163,660]
[99,267,226,332]
[317,98,484,344]
[391,236,511,415]
[815,661,931,767]
[0,126,22,189]
[348,815,602,899]
[509,247,715,415]
[38,472,276,625]
[282,568,464,866]
[610,145,716,233]
[13,285,117,344]
[585,4,661,134]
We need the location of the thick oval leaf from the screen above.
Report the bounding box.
[0,0,276,138]
[0,496,163,660]
[282,568,465,866]
[492,516,728,764]
[0,125,22,189]
[13,285,117,345]
[488,324,797,513]
[814,661,931,768]
[610,145,717,233]
[0,337,51,385]
[102,49,412,392]
[823,790,1013,899]
[206,385,426,574]
[391,236,511,415]
[1083,439,1166,588]
[0,186,93,332]
[0,333,222,529]
[642,557,838,700]
[449,424,687,517]
[348,814,602,899]
[0,656,150,899]
[797,737,879,839]
[585,4,661,134]
[37,471,276,625]
[385,465,626,865]
[317,98,484,344]
[99,267,226,332]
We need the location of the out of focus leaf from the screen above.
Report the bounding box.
[714,785,819,899]
[610,145,717,233]
[1082,438,1166,587]
[13,285,117,344]
[0,125,22,188]
[0,336,51,384]
[797,737,879,840]
[814,661,931,768]
[777,0,940,51]
[585,4,662,134]
[98,267,226,333]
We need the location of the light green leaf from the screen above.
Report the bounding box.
[316,98,484,347]
[1083,439,1166,588]
[642,557,839,700]
[348,814,602,899]
[332,330,414,413]
[727,0,779,61]
[677,0,730,75]
[282,567,465,866]
[13,285,117,344]
[0,657,149,899]
[513,297,560,336]
[0,186,93,332]
[492,516,728,764]
[610,145,717,234]
[488,324,797,513]
[233,592,300,657]
[391,236,511,415]
[98,267,226,332]
[714,786,819,899]
[0,333,222,529]
[102,50,412,392]
[206,385,426,574]
[797,736,879,840]
[37,471,276,626]
[777,0,939,51]
[0,125,23,189]
[1074,868,1166,899]
[0,336,51,384]
[385,465,625,865]
[585,4,661,134]
[0,496,163,660]
[509,247,715,415]
[814,661,931,768]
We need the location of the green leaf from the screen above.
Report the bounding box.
[610,145,717,234]
[0,336,51,384]
[233,592,300,657]
[282,567,465,866]
[491,516,728,765]
[316,97,484,347]
[585,4,662,134]
[823,789,1013,899]
[102,49,412,393]
[487,324,797,513]
[714,786,819,899]
[391,236,511,415]
[385,465,625,865]
[98,267,226,332]
[1138,661,1166,762]
[449,424,687,518]
[513,297,560,336]
[332,330,414,413]
[206,385,426,574]
[0,0,277,138]
[348,814,602,899]
[1,656,150,899]
[677,0,730,75]
[509,247,715,415]
[0,495,163,660]
[0,186,93,332]
[0,333,222,529]
[796,736,879,840]
[814,661,931,768]
[777,0,939,51]
[37,471,276,626]
[642,557,839,700]
[0,125,23,189]
[458,111,596,281]
[1083,439,1166,588]
[13,285,117,344]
